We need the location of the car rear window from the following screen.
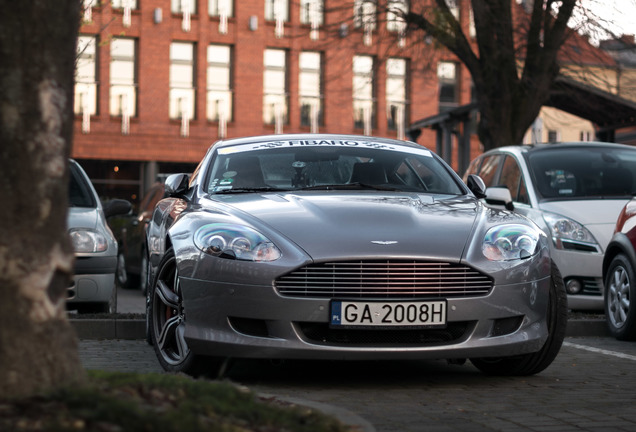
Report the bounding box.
[69,163,97,208]
[526,146,636,200]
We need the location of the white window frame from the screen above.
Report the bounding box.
[207,44,233,127]
[299,52,322,132]
[169,42,196,123]
[110,38,137,119]
[263,49,288,130]
[353,55,375,134]
[74,35,98,119]
[386,58,408,139]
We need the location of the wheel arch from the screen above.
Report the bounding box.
[603,233,636,277]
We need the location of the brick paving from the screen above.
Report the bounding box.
[79,336,636,432]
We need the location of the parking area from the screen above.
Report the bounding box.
[79,335,636,432]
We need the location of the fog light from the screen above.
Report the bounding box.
[565,278,583,295]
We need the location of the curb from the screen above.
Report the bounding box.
[72,319,145,340]
[259,394,376,432]
[71,318,610,340]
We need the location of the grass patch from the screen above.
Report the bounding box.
[0,370,350,432]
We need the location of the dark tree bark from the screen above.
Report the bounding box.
[0,0,84,398]
[404,0,577,150]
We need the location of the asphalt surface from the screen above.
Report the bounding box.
[75,287,636,432]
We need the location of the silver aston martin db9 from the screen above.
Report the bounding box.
[145,134,567,376]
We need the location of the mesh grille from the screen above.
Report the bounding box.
[276,260,493,299]
[297,321,473,346]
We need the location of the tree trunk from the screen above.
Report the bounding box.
[0,1,84,398]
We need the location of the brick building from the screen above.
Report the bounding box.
[74,0,477,205]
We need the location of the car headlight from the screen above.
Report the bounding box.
[542,212,599,250]
[482,224,541,261]
[69,228,108,253]
[194,223,281,262]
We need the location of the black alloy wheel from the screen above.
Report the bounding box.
[149,248,203,374]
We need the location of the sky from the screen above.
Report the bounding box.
[574,0,636,43]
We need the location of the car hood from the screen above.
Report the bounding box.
[208,192,481,261]
[539,199,631,248]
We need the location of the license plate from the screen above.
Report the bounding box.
[330,300,447,328]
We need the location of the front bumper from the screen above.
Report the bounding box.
[550,247,604,310]
[180,274,552,361]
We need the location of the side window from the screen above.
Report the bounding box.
[499,156,530,205]
[477,155,502,187]
[463,156,481,180]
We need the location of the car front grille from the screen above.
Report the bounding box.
[275,260,493,299]
[297,321,474,346]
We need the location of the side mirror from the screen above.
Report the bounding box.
[485,186,514,211]
[103,199,132,218]
[164,173,190,197]
[466,174,487,198]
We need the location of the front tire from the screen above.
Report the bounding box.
[470,261,568,376]
[604,254,636,341]
[116,252,129,288]
[149,248,204,375]
[148,248,225,376]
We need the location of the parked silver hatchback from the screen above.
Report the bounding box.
[67,160,130,313]
[464,142,636,310]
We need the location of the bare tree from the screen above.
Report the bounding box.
[0,0,84,397]
[313,0,632,150]
[400,0,577,150]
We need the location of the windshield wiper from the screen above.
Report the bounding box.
[213,187,288,194]
[298,182,403,192]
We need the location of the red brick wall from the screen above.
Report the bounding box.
[74,0,475,169]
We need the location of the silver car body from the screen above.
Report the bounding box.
[67,160,119,312]
[146,134,558,370]
[464,142,636,310]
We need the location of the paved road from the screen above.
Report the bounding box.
[79,306,636,432]
[116,284,146,314]
[92,286,636,431]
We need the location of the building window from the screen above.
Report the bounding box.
[353,0,376,29]
[82,0,98,22]
[74,35,97,116]
[300,0,323,25]
[207,45,233,122]
[263,49,288,127]
[110,38,137,117]
[209,0,232,16]
[169,42,196,120]
[265,0,288,21]
[548,130,560,143]
[171,0,196,14]
[387,0,408,32]
[111,0,138,8]
[437,61,458,112]
[580,131,593,141]
[445,0,459,19]
[386,58,408,137]
[299,52,322,130]
[353,55,375,132]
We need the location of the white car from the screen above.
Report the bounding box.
[67,159,130,313]
[464,142,636,310]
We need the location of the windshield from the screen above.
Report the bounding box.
[526,146,636,200]
[204,139,464,195]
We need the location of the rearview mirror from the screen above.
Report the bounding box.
[103,199,132,218]
[466,174,487,198]
[485,186,514,211]
[164,173,190,197]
